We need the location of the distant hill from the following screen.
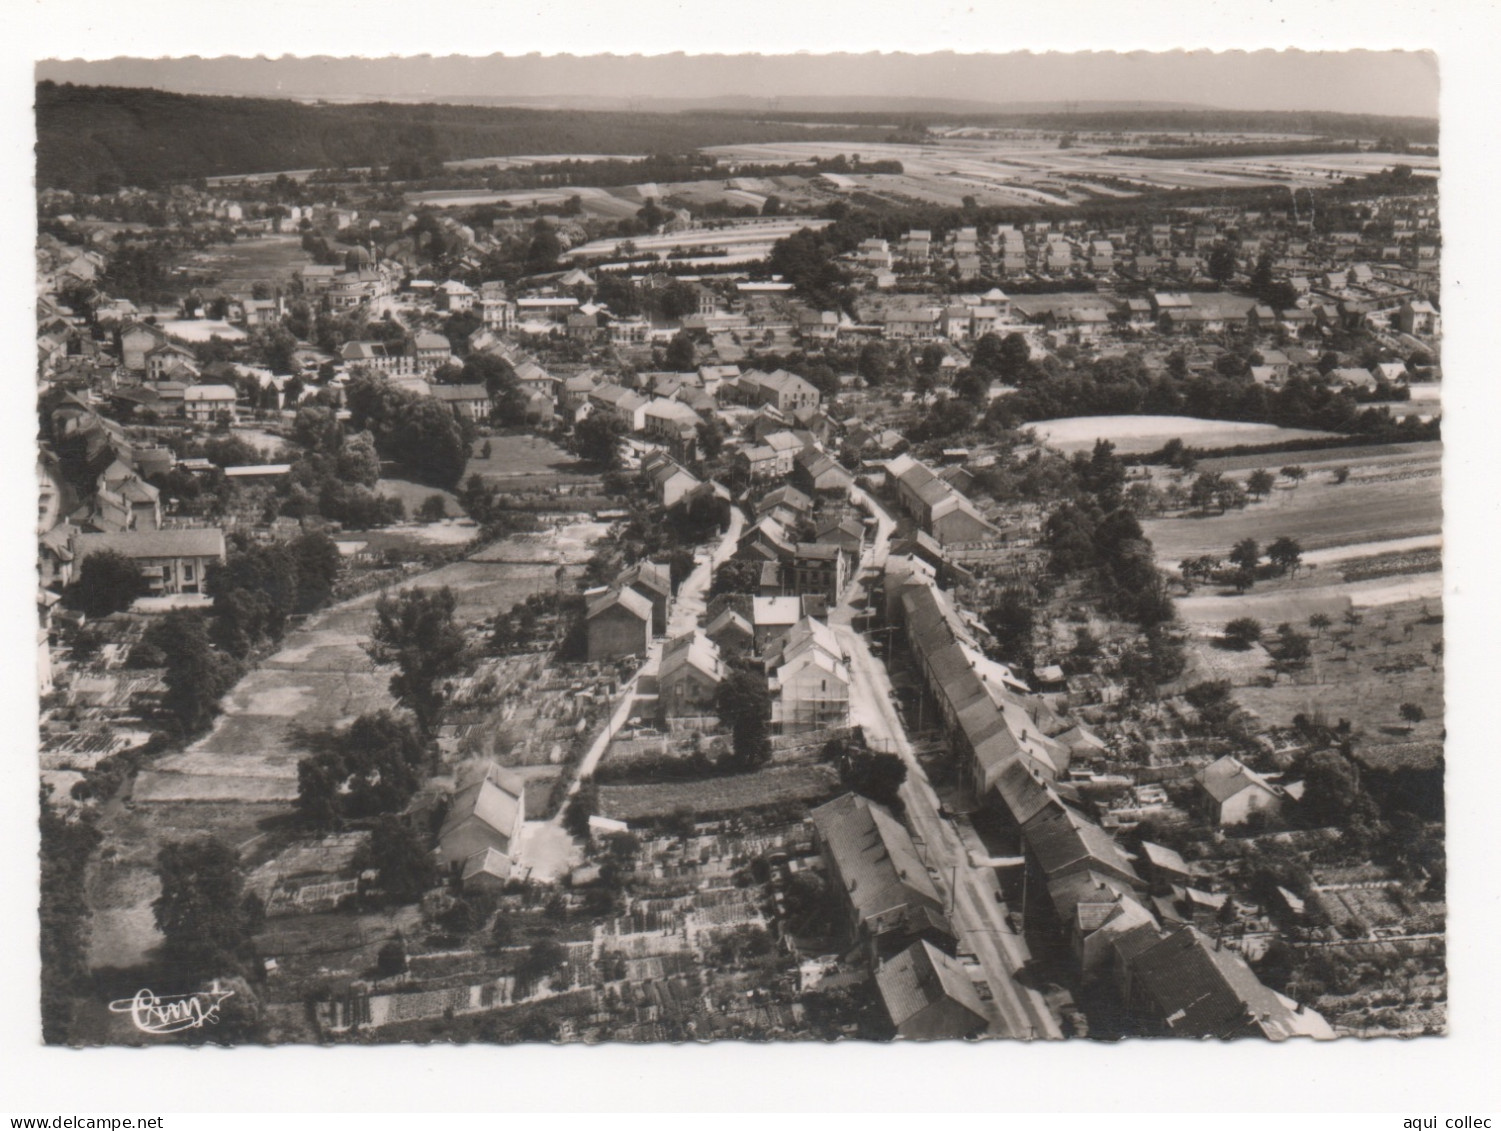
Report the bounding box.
[33,82,890,192]
[35,82,1437,192]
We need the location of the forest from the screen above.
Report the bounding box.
[34,82,897,192]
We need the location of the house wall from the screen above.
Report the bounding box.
[776,664,850,732]
[439,818,514,867]
[660,667,719,717]
[1219,786,1281,826]
[931,508,996,546]
[588,607,650,661]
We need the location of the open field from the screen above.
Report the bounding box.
[1032,414,1338,455]
[407,184,642,220]
[179,234,313,289]
[1196,441,1440,475]
[596,765,840,822]
[1143,450,1441,563]
[157,318,246,343]
[465,433,597,489]
[1210,598,1444,749]
[702,138,1430,207]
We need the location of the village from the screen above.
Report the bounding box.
[35,109,1444,1046]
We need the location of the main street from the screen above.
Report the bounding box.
[839,487,1063,1040]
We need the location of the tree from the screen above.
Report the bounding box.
[154,610,244,736]
[857,342,891,386]
[368,587,469,733]
[358,816,438,904]
[290,531,343,613]
[1222,617,1264,650]
[972,331,1031,381]
[1399,702,1426,724]
[517,938,567,989]
[1267,536,1304,577]
[715,669,772,769]
[376,939,408,978]
[1246,468,1276,500]
[1308,612,1332,637]
[573,413,628,468]
[1280,465,1308,489]
[983,588,1036,670]
[664,332,696,371]
[296,711,425,825]
[1229,538,1261,573]
[1207,243,1238,284]
[1270,622,1312,674]
[70,550,147,618]
[1331,465,1351,485]
[843,750,907,811]
[1189,471,1226,513]
[153,837,258,981]
[1301,750,1374,827]
[418,495,448,523]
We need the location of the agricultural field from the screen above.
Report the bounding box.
[596,764,840,822]
[1032,414,1338,455]
[1142,444,1441,562]
[702,137,1428,207]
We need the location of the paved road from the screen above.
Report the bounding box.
[838,488,1064,1040]
[550,504,746,825]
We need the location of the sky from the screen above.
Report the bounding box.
[35,50,1439,119]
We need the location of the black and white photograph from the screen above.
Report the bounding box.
[26,41,1456,1053]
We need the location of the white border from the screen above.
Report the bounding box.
[3,0,1498,1114]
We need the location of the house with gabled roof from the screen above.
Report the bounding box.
[658,630,723,720]
[875,940,990,1040]
[1122,925,1333,1040]
[1194,755,1285,826]
[586,586,652,661]
[705,607,754,653]
[439,763,525,868]
[809,793,954,961]
[620,559,672,635]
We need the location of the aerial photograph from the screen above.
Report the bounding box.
[32,50,1444,1046]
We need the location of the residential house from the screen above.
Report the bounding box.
[766,616,850,733]
[705,608,754,653]
[72,526,227,595]
[1399,300,1439,336]
[431,384,492,422]
[119,322,167,372]
[809,793,953,960]
[183,384,239,423]
[620,559,673,635]
[751,595,802,650]
[1194,755,1285,826]
[794,450,855,499]
[460,847,513,894]
[1121,925,1333,1040]
[657,631,724,720]
[875,940,989,1040]
[738,369,821,413]
[586,587,653,662]
[790,542,847,605]
[145,343,198,383]
[438,763,525,868]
